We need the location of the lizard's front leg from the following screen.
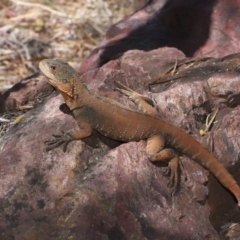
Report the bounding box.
[45,120,92,152]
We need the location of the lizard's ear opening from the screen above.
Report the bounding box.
[62,79,68,84]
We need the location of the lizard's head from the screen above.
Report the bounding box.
[39,58,76,98]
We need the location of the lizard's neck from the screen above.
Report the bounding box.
[63,76,93,111]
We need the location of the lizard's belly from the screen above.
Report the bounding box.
[90,112,153,142]
[95,125,134,142]
[75,103,159,142]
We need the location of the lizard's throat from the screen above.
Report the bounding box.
[61,91,73,102]
[48,78,74,99]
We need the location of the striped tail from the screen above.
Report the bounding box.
[173,130,240,205]
[193,149,240,206]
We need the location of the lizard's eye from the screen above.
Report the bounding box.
[50,66,56,70]
[62,79,68,83]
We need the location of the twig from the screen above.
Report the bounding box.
[199,106,219,136]
[9,0,67,17]
[0,118,10,123]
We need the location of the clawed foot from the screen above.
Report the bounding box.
[45,131,72,152]
[179,158,188,181]
[114,81,154,106]
[163,157,179,195]
[163,158,188,195]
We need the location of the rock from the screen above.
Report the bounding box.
[80,0,240,74]
[0,74,54,112]
[1,0,240,239]
[2,46,240,239]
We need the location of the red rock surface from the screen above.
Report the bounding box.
[1,0,240,239]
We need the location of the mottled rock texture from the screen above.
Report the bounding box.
[1,0,240,239]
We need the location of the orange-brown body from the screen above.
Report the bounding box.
[39,58,240,205]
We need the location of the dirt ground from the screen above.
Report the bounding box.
[0,0,146,93]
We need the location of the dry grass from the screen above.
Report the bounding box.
[0,0,140,93]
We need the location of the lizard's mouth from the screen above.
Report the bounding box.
[46,77,57,88]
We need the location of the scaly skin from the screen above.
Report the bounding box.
[39,58,240,205]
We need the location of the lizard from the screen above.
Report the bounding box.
[39,58,240,205]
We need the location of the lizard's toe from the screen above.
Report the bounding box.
[45,139,65,151]
[45,131,69,151]
[179,158,188,181]
[165,157,179,195]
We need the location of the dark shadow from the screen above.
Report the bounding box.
[98,0,217,66]
[208,160,240,234]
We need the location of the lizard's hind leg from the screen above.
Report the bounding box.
[147,134,180,194]
[116,81,181,194]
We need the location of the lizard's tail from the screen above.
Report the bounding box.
[188,143,240,206]
[162,117,240,204]
[169,123,240,205]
